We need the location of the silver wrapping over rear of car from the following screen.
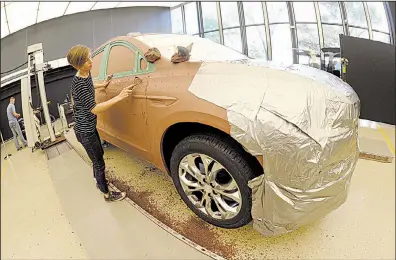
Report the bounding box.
[188,61,360,236]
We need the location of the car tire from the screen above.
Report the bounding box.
[170,133,256,228]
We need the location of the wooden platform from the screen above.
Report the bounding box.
[359,136,394,163]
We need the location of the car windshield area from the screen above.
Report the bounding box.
[135,34,248,62]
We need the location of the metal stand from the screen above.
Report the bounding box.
[21,43,64,152]
[0,131,12,160]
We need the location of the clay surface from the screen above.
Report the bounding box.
[91,35,234,172]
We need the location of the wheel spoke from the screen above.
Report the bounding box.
[213,194,238,218]
[199,154,213,176]
[207,161,224,182]
[180,172,204,195]
[203,194,218,218]
[178,153,242,221]
[215,190,241,204]
[199,192,209,208]
[214,179,238,192]
[181,155,205,183]
[212,196,230,219]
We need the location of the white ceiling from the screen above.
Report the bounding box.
[0,1,183,38]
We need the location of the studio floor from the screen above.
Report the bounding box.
[1,120,395,260]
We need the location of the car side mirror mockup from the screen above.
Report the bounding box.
[171,43,193,64]
[144,47,161,63]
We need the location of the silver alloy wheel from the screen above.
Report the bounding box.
[178,153,242,220]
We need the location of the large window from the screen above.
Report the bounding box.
[367,2,389,32]
[294,2,317,23]
[293,2,320,64]
[270,24,293,65]
[202,2,219,32]
[201,2,220,43]
[204,31,221,44]
[319,2,344,48]
[344,2,369,40]
[243,2,264,26]
[267,1,292,64]
[184,3,199,35]
[223,28,242,53]
[220,2,239,28]
[171,7,183,34]
[296,24,320,53]
[349,27,369,39]
[246,25,267,59]
[266,2,289,23]
[220,2,242,53]
[243,2,267,59]
[170,1,394,66]
[373,31,390,44]
[367,2,391,44]
[322,24,344,48]
[319,2,342,24]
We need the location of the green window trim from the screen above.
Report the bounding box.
[94,40,155,81]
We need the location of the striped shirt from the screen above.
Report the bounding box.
[70,73,97,134]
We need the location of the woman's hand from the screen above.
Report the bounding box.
[117,85,135,100]
[103,74,113,88]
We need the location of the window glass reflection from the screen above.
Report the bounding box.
[204,31,221,44]
[373,31,390,44]
[184,3,199,35]
[202,2,219,32]
[322,25,344,48]
[171,8,183,34]
[270,24,293,65]
[223,28,243,53]
[297,24,320,53]
[367,2,389,32]
[293,2,317,23]
[246,25,267,59]
[267,2,289,24]
[349,27,369,39]
[220,2,240,28]
[345,2,368,28]
[318,2,342,24]
[243,2,264,26]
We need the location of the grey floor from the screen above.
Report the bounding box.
[1,137,209,259]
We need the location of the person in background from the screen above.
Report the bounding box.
[66,44,135,202]
[7,97,27,151]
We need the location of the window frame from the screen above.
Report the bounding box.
[92,40,155,81]
[91,45,107,81]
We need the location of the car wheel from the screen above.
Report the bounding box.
[170,133,256,228]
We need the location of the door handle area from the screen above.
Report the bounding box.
[147,96,178,107]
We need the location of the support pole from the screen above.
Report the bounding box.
[31,45,56,142]
[0,131,12,160]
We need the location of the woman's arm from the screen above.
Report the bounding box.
[94,74,113,90]
[94,82,107,89]
[91,84,135,115]
[91,95,122,114]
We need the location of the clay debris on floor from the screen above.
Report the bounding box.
[66,129,395,260]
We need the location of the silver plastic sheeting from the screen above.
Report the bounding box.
[188,61,360,236]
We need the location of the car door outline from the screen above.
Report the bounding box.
[99,40,153,157]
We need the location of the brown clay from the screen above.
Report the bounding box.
[92,35,262,174]
[171,45,192,63]
[144,47,161,63]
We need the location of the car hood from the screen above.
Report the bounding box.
[187,60,360,236]
[189,59,360,148]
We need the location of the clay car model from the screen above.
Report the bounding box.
[91,33,360,234]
